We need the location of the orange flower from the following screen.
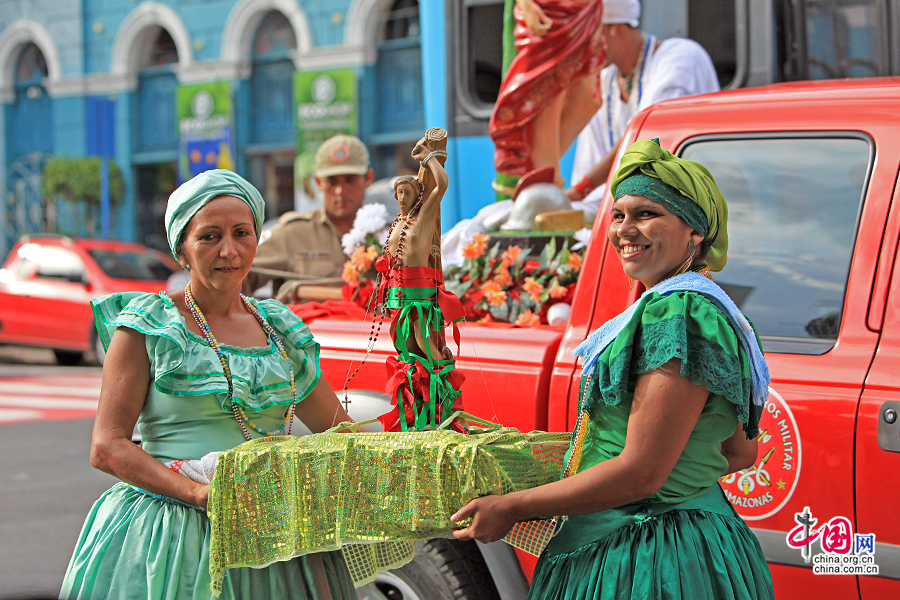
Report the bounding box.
[480,280,502,294]
[568,252,583,272]
[342,261,360,286]
[462,241,485,260]
[515,310,541,327]
[485,290,508,306]
[350,246,374,271]
[548,283,568,299]
[523,277,544,302]
[477,313,493,325]
[493,268,513,288]
[501,245,522,264]
[471,233,490,245]
[366,245,380,261]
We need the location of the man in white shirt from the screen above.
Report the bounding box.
[566,0,720,203]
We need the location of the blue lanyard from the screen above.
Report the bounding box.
[606,34,654,148]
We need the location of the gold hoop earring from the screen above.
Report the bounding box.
[674,239,696,277]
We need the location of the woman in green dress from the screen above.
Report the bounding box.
[60,170,358,600]
[452,140,775,599]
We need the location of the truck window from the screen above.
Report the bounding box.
[679,136,871,355]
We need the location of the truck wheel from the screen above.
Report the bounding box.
[358,539,502,600]
[53,349,84,366]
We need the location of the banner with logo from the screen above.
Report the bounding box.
[176,81,236,183]
[293,68,358,212]
[294,68,358,155]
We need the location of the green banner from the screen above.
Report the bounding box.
[176,81,235,183]
[294,68,358,157]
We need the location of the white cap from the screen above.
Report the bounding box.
[601,0,641,28]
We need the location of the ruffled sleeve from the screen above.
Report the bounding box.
[588,291,761,436]
[90,293,321,411]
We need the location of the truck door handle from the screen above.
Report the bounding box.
[877,401,900,452]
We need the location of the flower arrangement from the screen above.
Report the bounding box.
[340,204,392,304]
[339,206,586,326]
[444,234,583,326]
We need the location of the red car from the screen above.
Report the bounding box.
[0,235,177,364]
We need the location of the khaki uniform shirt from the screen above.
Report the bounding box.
[246,207,347,300]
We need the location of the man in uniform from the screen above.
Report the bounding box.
[245,134,374,301]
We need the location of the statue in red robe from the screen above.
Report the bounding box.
[490,0,605,185]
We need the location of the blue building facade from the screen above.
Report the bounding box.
[0,0,434,256]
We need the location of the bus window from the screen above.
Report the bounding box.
[805,0,887,78]
[449,0,505,133]
[688,0,739,88]
[466,0,505,105]
[779,0,890,80]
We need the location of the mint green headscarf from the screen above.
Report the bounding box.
[611,139,729,271]
[164,169,265,263]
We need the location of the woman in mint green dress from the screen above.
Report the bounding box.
[452,140,775,599]
[60,170,358,600]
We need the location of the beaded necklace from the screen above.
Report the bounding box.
[184,284,295,441]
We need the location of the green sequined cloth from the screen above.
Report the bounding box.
[208,422,570,592]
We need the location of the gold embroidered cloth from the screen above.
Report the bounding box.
[208,424,570,590]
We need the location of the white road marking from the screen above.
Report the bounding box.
[0,408,44,422]
[0,381,101,398]
[0,395,99,410]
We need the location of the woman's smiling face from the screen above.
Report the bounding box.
[178,195,257,293]
[607,194,703,288]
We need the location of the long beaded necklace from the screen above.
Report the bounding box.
[341,182,425,399]
[185,284,296,441]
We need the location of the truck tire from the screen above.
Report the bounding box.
[358,539,502,600]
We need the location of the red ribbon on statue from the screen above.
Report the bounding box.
[379,356,466,433]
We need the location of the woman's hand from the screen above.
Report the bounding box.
[451,495,518,543]
[517,0,552,37]
[194,484,210,511]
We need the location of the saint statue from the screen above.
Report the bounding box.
[376,129,467,432]
[491,0,605,193]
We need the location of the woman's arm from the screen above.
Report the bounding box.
[452,359,709,543]
[90,327,210,509]
[293,376,355,433]
[721,423,759,474]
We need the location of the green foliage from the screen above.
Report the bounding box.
[43,157,124,204]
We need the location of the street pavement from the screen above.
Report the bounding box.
[0,347,113,599]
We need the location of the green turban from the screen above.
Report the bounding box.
[164,169,266,263]
[611,139,729,271]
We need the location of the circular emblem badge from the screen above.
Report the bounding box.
[312,75,337,106]
[329,143,351,163]
[720,387,802,521]
[191,90,214,120]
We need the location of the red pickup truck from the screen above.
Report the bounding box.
[315,78,900,600]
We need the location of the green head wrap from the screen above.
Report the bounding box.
[164,169,265,263]
[611,139,729,271]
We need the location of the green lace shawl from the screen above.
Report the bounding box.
[586,290,761,436]
[91,292,321,411]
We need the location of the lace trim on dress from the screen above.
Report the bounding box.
[585,315,756,433]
